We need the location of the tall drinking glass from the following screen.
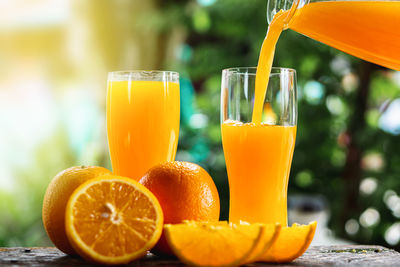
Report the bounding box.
[107,71,180,181]
[221,67,297,225]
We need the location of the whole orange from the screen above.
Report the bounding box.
[139,161,220,255]
[42,166,111,255]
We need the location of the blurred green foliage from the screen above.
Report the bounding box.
[0,130,73,246]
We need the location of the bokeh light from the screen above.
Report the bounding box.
[359,208,380,228]
[379,98,400,135]
[359,177,378,195]
[385,223,400,246]
[326,95,346,115]
[303,81,324,105]
[345,219,360,235]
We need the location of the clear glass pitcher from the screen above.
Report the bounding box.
[266,0,400,70]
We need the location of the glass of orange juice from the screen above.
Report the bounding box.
[221,67,297,225]
[107,71,180,181]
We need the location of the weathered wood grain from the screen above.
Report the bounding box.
[0,245,399,266]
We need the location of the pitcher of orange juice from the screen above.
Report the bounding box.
[267,0,400,71]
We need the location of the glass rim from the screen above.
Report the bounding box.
[222,67,296,76]
[108,70,179,82]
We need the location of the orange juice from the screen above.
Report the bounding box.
[107,80,180,181]
[221,121,296,225]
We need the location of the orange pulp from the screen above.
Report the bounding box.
[221,121,296,225]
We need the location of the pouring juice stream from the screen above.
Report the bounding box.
[252,10,288,124]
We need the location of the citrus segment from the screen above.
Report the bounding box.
[42,166,111,255]
[164,222,263,267]
[244,223,281,264]
[65,176,163,265]
[257,221,317,263]
[182,220,229,226]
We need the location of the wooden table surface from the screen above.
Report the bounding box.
[1,245,399,266]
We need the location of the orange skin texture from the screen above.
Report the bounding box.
[42,166,111,255]
[139,161,220,255]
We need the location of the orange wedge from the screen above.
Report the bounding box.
[164,222,266,267]
[257,221,317,263]
[65,175,163,265]
[244,223,281,264]
[182,220,229,226]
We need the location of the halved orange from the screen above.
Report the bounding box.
[164,222,266,267]
[244,223,281,264]
[257,221,317,263]
[65,175,163,265]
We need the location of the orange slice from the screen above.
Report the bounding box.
[182,220,229,226]
[65,175,163,265]
[164,222,270,267]
[257,221,317,263]
[244,223,281,264]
